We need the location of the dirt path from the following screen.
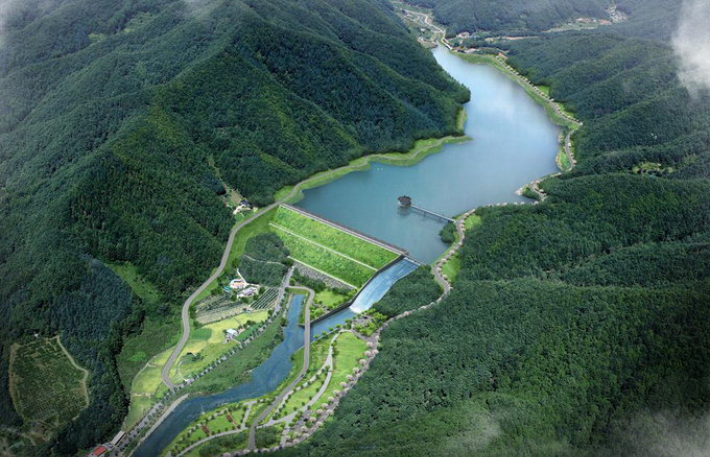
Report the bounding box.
[54,336,90,410]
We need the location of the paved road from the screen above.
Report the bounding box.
[248,286,313,450]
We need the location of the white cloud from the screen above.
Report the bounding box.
[672,0,710,95]
[0,0,18,47]
[621,409,710,457]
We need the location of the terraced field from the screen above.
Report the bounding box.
[270,206,399,287]
[9,337,88,429]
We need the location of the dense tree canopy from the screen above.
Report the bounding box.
[274,4,710,455]
[0,0,466,453]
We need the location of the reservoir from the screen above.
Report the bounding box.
[297,46,560,263]
[134,45,560,455]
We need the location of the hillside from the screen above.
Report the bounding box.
[404,0,681,38]
[273,3,710,457]
[0,0,467,454]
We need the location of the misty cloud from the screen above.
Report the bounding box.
[672,0,710,95]
[619,409,710,457]
[0,0,18,46]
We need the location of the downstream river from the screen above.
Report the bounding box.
[134,45,559,456]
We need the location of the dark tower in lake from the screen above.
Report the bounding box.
[398,195,412,207]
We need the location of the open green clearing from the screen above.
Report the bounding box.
[273,207,398,268]
[268,337,332,421]
[270,206,398,287]
[9,337,88,430]
[271,228,373,287]
[169,311,269,382]
[124,349,170,429]
[316,333,367,406]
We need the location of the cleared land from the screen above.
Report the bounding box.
[270,206,398,287]
[169,311,269,382]
[9,337,89,429]
[272,207,398,267]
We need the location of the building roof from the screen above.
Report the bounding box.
[91,446,108,456]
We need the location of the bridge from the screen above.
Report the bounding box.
[397,195,454,223]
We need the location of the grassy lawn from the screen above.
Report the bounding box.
[182,432,248,457]
[272,206,398,268]
[110,261,185,402]
[464,213,482,231]
[9,337,88,430]
[317,332,367,406]
[441,255,461,283]
[182,309,283,395]
[267,337,331,421]
[314,289,352,310]
[163,402,252,456]
[272,227,374,287]
[169,311,269,382]
[108,262,161,304]
[124,348,171,428]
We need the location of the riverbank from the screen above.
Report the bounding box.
[456,52,581,172]
[274,109,468,204]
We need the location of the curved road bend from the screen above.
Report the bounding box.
[248,286,313,450]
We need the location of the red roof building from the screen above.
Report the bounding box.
[90,446,108,457]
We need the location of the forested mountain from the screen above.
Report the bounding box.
[406,0,682,38]
[274,2,710,456]
[0,0,466,453]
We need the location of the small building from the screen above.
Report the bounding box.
[89,446,108,457]
[240,199,252,209]
[238,286,258,298]
[397,195,412,207]
[229,278,248,291]
[225,328,241,341]
[110,431,125,446]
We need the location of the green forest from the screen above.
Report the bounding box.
[0,0,466,454]
[271,1,710,456]
[405,0,682,38]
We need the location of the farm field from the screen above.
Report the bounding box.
[124,348,171,428]
[272,206,398,268]
[169,310,269,382]
[9,337,88,430]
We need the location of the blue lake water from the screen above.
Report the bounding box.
[296,46,560,263]
[135,45,560,455]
